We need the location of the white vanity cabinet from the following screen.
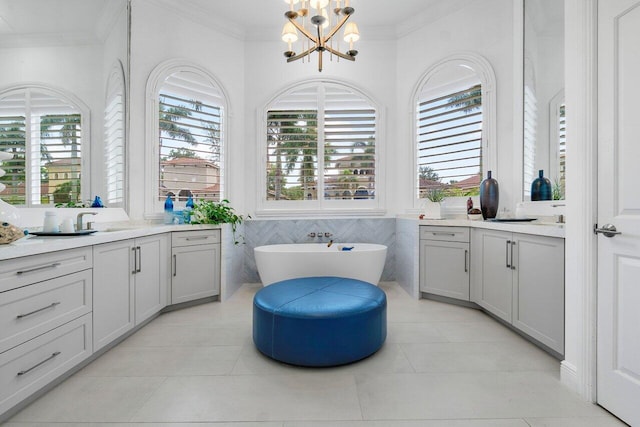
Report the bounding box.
[171,229,221,304]
[0,248,93,416]
[92,234,169,352]
[471,229,565,354]
[419,226,470,300]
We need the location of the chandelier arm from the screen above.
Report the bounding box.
[323,12,351,43]
[287,17,317,44]
[286,45,318,62]
[324,45,356,61]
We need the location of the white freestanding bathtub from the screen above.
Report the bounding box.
[254,243,387,286]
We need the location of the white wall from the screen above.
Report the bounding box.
[395,0,517,214]
[128,0,246,220]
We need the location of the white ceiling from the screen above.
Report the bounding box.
[0,0,476,44]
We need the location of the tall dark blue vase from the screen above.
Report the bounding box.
[531,169,552,201]
[480,170,499,219]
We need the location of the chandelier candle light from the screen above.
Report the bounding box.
[282,0,360,72]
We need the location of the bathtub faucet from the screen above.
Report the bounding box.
[308,232,316,238]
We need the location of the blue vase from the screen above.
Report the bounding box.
[479,171,499,219]
[531,170,552,201]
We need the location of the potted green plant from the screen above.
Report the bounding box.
[190,199,249,244]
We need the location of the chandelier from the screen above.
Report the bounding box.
[281,0,360,72]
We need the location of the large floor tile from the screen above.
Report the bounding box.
[435,319,524,343]
[78,345,243,377]
[131,373,362,422]
[524,416,628,426]
[10,376,165,423]
[284,420,530,427]
[356,371,607,420]
[386,300,490,323]
[4,423,283,427]
[386,322,449,343]
[119,322,251,347]
[400,341,558,373]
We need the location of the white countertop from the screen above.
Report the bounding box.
[0,224,222,261]
[402,217,565,238]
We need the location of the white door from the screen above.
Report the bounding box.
[597,1,640,425]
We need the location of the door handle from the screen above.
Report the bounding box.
[464,249,468,273]
[173,254,177,277]
[136,246,142,273]
[132,247,137,274]
[594,223,621,238]
[511,241,516,270]
[506,240,511,268]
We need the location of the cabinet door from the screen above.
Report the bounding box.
[134,234,169,325]
[512,234,564,354]
[471,229,513,322]
[92,240,135,352]
[171,243,220,304]
[420,240,470,300]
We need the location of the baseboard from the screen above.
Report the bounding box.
[561,360,579,392]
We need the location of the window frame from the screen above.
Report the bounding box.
[144,60,230,219]
[257,79,385,217]
[0,83,91,207]
[411,54,496,211]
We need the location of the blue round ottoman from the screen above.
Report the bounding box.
[253,276,387,367]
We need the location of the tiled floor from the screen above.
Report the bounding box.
[4,283,626,426]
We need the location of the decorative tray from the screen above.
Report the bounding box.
[488,218,537,222]
[30,230,98,236]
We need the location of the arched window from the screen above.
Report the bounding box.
[260,80,382,214]
[146,61,227,215]
[413,54,496,206]
[0,85,89,206]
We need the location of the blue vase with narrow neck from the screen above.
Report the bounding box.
[479,170,499,219]
[531,170,552,201]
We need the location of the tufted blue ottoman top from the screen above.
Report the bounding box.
[253,276,387,367]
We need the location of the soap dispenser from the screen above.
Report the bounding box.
[164,194,174,224]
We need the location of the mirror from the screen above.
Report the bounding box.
[0,0,129,207]
[522,0,565,200]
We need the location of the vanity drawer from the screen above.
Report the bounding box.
[172,229,221,247]
[420,226,470,243]
[0,247,93,293]
[0,313,92,416]
[0,270,92,354]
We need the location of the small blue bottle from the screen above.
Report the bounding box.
[163,194,174,224]
[184,195,195,223]
[91,196,104,208]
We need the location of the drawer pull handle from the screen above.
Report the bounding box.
[432,232,456,236]
[16,302,61,319]
[185,236,209,241]
[173,254,177,277]
[17,262,61,275]
[464,249,468,273]
[17,351,61,376]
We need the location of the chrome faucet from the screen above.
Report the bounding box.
[76,212,97,231]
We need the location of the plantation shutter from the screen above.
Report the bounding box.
[417,84,482,196]
[266,110,318,201]
[557,103,566,196]
[0,111,26,205]
[523,84,537,196]
[104,64,126,206]
[158,71,224,202]
[0,88,82,206]
[324,86,376,200]
[265,84,376,203]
